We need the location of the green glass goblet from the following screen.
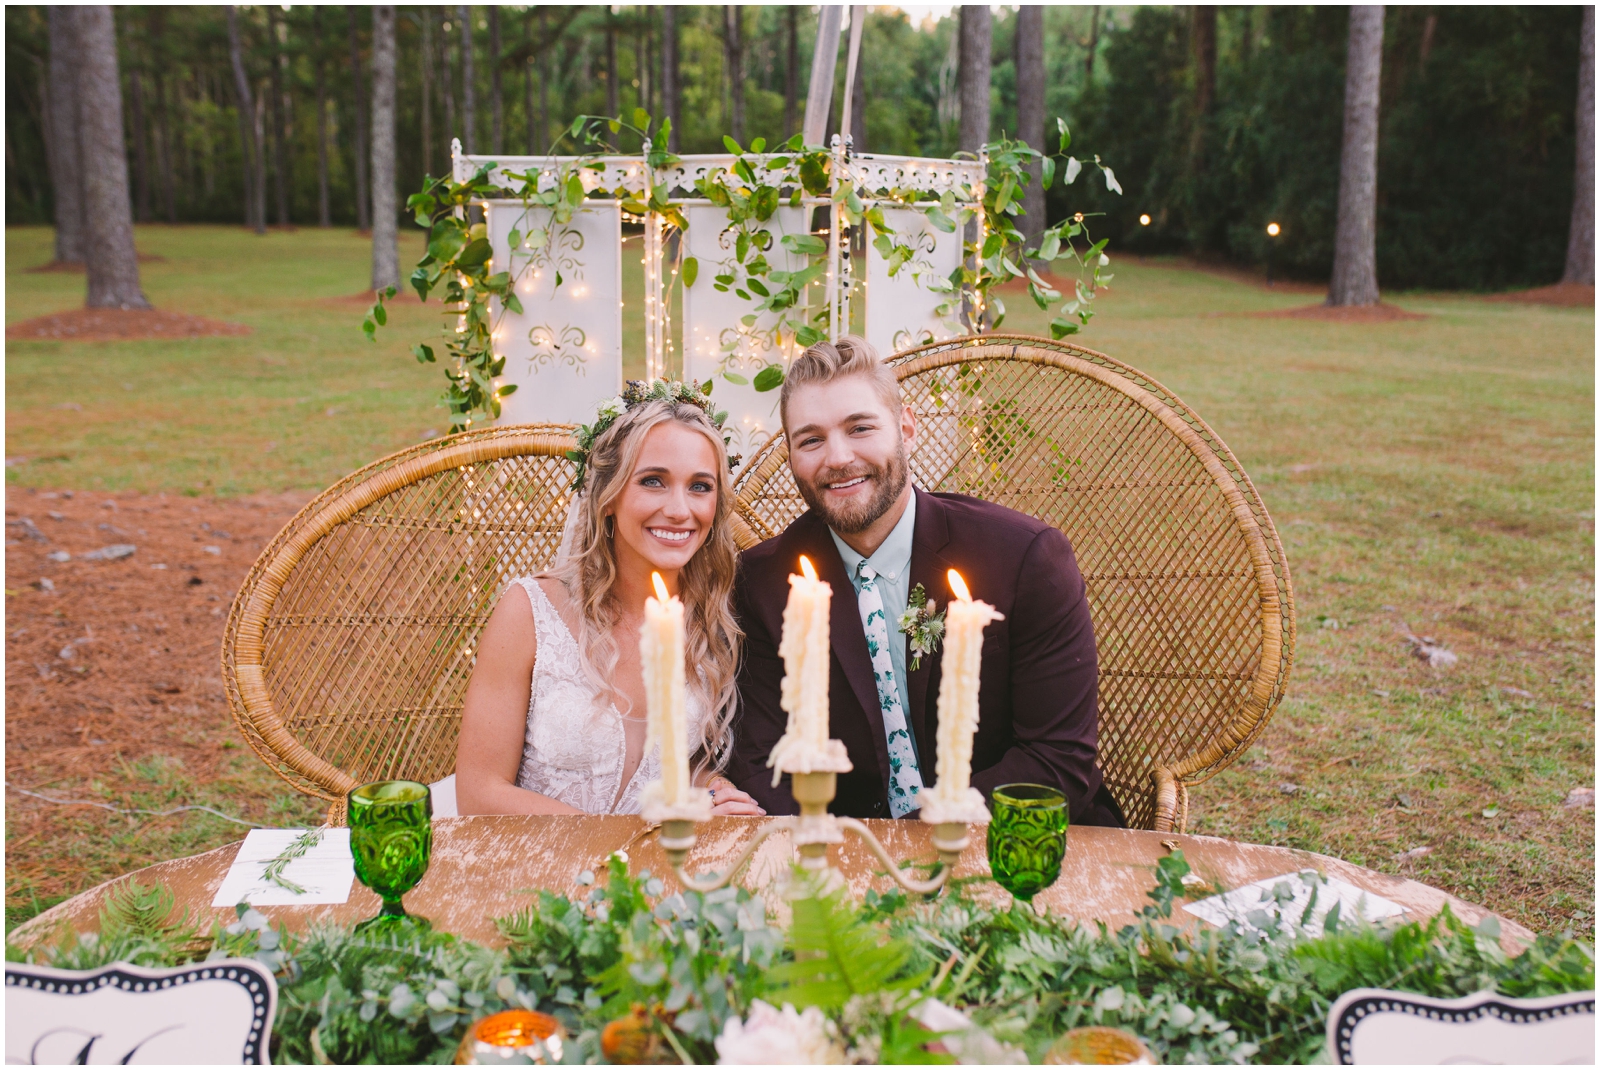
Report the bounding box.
[348,779,433,933]
[987,783,1069,901]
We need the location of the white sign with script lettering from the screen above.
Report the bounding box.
[5,959,275,1064]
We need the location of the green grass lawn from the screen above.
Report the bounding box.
[6,225,1593,936]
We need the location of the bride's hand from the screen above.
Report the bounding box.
[708,777,766,817]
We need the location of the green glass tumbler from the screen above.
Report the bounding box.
[987,783,1069,901]
[348,779,433,933]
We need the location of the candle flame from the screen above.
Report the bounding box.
[948,569,971,602]
[799,555,818,581]
[651,571,670,601]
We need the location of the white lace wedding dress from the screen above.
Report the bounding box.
[508,577,711,815]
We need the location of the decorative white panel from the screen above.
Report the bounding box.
[864,206,963,358]
[846,154,986,197]
[457,154,653,196]
[681,204,812,463]
[456,152,984,199]
[485,200,623,425]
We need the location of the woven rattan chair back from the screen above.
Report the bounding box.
[222,426,581,808]
[731,335,1295,831]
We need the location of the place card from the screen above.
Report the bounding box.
[211,829,355,907]
[1182,869,1405,935]
[5,959,276,1065]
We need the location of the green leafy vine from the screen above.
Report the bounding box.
[367,112,1120,430]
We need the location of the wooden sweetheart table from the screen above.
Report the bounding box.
[9,815,1533,953]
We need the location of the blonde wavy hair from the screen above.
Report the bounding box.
[545,398,742,776]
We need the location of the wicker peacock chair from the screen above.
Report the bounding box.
[222,425,584,818]
[224,335,1292,831]
[732,335,1295,831]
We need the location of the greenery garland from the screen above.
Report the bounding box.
[9,851,1591,1065]
[366,109,1124,432]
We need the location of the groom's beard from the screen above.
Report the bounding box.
[795,444,910,535]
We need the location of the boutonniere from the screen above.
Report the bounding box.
[897,583,946,672]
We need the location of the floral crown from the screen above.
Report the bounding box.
[567,378,740,492]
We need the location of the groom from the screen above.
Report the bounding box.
[727,337,1124,826]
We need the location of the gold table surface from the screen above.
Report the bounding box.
[10,815,1532,952]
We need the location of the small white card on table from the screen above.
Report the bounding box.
[1183,869,1406,934]
[211,829,355,907]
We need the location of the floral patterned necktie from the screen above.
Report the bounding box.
[854,561,925,816]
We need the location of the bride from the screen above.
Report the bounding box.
[455,383,764,817]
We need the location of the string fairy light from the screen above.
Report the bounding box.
[452,144,981,418]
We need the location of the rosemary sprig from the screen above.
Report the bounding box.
[260,827,325,896]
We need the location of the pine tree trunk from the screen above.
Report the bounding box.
[725,6,744,143]
[1191,7,1216,122]
[226,5,264,234]
[77,5,150,309]
[147,8,177,225]
[422,7,435,171]
[349,7,371,230]
[638,21,651,122]
[958,5,992,153]
[1015,6,1046,248]
[315,8,331,226]
[1188,5,1217,249]
[1563,5,1594,285]
[1084,6,1100,78]
[269,7,290,226]
[442,11,457,151]
[47,6,87,262]
[784,7,798,140]
[459,5,476,154]
[662,7,679,150]
[128,67,152,224]
[488,5,502,154]
[1327,5,1384,307]
[253,85,268,229]
[371,5,398,290]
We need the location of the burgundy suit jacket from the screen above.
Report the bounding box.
[728,488,1123,826]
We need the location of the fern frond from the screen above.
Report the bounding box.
[96,880,208,964]
[766,885,924,1013]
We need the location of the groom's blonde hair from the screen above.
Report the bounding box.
[779,335,904,430]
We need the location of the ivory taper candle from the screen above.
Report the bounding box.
[768,555,836,779]
[642,571,690,805]
[931,569,1003,803]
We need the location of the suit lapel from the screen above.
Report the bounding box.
[906,489,955,773]
[793,513,890,783]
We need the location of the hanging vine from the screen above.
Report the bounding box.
[366,111,1119,430]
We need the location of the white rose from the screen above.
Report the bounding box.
[715,1001,845,1065]
[597,396,626,420]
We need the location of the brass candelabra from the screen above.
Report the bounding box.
[652,771,980,895]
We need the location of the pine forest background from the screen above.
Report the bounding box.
[4,5,1588,291]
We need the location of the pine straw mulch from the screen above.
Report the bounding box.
[6,308,252,343]
[4,487,319,921]
[1248,302,1429,322]
[1483,282,1595,308]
